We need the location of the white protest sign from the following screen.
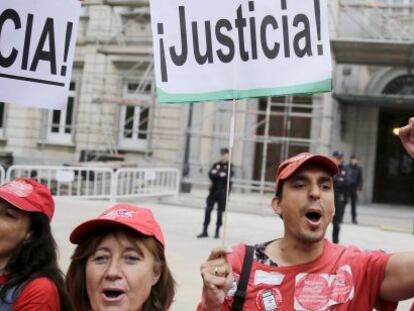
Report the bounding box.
[0,0,81,109]
[149,0,332,103]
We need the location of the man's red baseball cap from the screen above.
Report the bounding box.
[70,203,165,247]
[0,178,55,221]
[275,152,338,191]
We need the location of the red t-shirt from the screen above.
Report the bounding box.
[198,240,398,311]
[0,275,60,311]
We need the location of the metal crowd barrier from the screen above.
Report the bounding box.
[5,165,180,201]
[113,168,180,200]
[6,165,114,199]
[0,166,5,184]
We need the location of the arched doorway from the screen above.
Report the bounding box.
[373,75,414,204]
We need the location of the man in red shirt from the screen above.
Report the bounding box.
[197,118,414,311]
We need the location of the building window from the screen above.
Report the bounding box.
[118,80,151,150]
[383,75,414,95]
[46,82,76,144]
[253,96,313,182]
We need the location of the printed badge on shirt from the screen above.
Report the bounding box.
[294,265,354,311]
[254,270,285,286]
[255,288,283,311]
[330,265,354,304]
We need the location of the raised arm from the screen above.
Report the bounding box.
[380,118,414,301]
[380,252,414,302]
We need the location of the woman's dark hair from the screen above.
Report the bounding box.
[275,180,285,219]
[0,212,74,311]
[66,228,176,311]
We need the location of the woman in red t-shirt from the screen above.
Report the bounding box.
[65,203,176,311]
[0,178,73,311]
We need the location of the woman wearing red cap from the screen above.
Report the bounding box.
[65,203,176,311]
[0,178,73,310]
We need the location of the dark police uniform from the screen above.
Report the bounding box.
[198,160,233,238]
[346,162,363,223]
[332,163,349,244]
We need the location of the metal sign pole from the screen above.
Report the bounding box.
[221,98,236,247]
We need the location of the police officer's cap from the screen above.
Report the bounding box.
[332,151,344,159]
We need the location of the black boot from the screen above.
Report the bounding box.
[197,227,208,238]
[214,228,220,239]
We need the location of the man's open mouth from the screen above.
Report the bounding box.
[305,210,322,223]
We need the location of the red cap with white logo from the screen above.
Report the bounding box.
[275,152,338,191]
[0,178,55,221]
[70,203,165,247]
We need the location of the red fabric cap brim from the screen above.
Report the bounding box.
[0,190,51,220]
[275,155,338,192]
[279,155,338,181]
[70,218,164,247]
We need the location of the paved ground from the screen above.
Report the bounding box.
[52,195,414,310]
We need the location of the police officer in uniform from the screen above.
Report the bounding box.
[197,148,233,239]
[332,151,349,244]
[346,155,363,224]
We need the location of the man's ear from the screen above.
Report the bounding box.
[271,197,282,217]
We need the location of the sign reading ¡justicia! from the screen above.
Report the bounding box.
[149,0,332,104]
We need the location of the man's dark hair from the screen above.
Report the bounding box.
[220,148,229,155]
[332,150,344,160]
[276,180,284,200]
[0,212,74,311]
[275,180,284,219]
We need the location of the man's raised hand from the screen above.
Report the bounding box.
[200,247,233,310]
[399,117,414,158]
